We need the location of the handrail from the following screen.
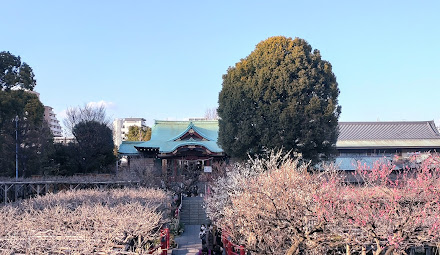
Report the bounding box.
[221,232,246,255]
[148,227,170,255]
[0,180,140,185]
[175,192,183,219]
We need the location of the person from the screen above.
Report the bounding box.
[197,245,210,255]
[215,227,223,249]
[199,225,206,246]
[193,185,198,196]
[212,244,223,255]
[206,224,215,252]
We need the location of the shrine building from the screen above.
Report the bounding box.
[118,120,226,179]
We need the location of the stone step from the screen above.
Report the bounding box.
[180,212,206,216]
[181,215,207,218]
[180,197,208,225]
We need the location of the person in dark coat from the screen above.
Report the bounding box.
[206,224,215,252]
[199,225,206,246]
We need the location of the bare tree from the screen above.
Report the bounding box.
[320,154,440,255]
[0,188,170,254]
[206,151,440,254]
[63,104,111,136]
[205,151,341,254]
[204,107,219,120]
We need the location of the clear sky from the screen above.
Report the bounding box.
[1,1,439,129]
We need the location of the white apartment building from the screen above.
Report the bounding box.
[53,136,76,144]
[44,106,62,137]
[113,118,147,147]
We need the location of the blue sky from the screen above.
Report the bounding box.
[1,1,439,129]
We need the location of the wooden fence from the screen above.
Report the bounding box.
[0,180,141,204]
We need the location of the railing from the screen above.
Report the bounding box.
[148,227,170,255]
[174,192,183,220]
[222,232,246,255]
[0,180,141,204]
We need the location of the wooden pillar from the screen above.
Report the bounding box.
[173,159,177,178]
[162,159,167,175]
[14,183,17,202]
[4,184,7,204]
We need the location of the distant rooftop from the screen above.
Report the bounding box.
[337,121,440,149]
[338,121,440,140]
[124,118,146,121]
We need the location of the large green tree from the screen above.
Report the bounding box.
[0,90,53,177]
[218,36,341,162]
[0,52,54,177]
[0,51,36,91]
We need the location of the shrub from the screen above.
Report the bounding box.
[0,188,170,254]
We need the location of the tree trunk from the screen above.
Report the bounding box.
[346,244,351,255]
[285,237,303,255]
[374,238,382,255]
[361,247,367,255]
[384,246,394,255]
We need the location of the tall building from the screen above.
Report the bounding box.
[26,90,63,137]
[113,118,147,147]
[44,106,62,137]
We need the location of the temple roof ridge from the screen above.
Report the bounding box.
[168,121,212,141]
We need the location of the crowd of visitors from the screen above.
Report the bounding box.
[197,223,223,255]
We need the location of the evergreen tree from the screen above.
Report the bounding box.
[72,121,116,174]
[54,105,115,175]
[0,51,36,91]
[0,90,53,177]
[126,125,151,141]
[218,36,341,162]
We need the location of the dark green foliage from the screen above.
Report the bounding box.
[0,90,54,177]
[0,52,47,177]
[218,36,341,162]
[49,144,80,175]
[51,105,115,175]
[0,51,36,91]
[19,121,54,177]
[126,125,152,141]
[72,121,116,174]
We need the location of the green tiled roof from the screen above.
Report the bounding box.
[118,120,223,155]
[118,141,145,155]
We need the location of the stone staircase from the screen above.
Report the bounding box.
[179,196,208,225]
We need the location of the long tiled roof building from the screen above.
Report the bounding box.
[336,121,440,170]
[119,120,440,172]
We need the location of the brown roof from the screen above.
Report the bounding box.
[338,121,440,140]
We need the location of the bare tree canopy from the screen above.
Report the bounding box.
[206,151,440,254]
[204,107,219,120]
[63,104,111,135]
